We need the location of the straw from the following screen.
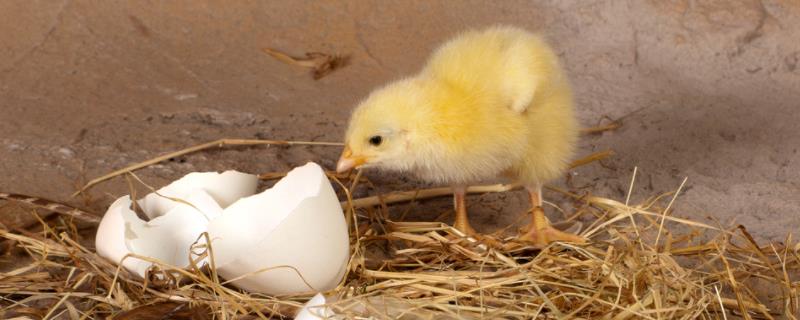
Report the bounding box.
[2,142,796,319]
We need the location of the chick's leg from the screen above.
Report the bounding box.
[452,186,476,235]
[519,185,586,247]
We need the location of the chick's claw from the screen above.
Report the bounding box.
[518,207,587,248]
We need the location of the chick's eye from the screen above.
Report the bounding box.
[368,135,383,146]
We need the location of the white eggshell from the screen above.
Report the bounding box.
[96,190,223,277]
[96,170,258,277]
[95,196,145,275]
[96,164,349,295]
[295,293,335,320]
[126,190,221,274]
[138,170,258,220]
[208,162,349,295]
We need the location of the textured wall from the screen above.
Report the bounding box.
[1,1,798,240]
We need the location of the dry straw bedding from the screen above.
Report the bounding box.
[0,140,797,319]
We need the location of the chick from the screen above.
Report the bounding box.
[337,26,585,247]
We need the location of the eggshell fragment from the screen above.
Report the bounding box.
[96,171,258,277]
[95,191,213,276]
[295,293,335,320]
[138,170,258,220]
[128,190,221,274]
[208,162,349,295]
[95,196,143,275]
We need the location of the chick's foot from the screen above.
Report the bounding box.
[518,207,586,248]
[450,221,505,249]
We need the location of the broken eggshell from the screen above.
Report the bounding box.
[95,163,350,296]
[294,293,336,320]
[95,171,258,277]
[137,170,259,220]
[207,162,350,295]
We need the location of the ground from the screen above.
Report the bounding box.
[1,1,799,242]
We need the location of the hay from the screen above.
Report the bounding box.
[2,148,798,319]
[262,48,350,80]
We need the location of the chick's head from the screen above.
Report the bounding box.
[337,79,431,173]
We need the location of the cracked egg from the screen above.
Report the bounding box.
[95,162,350,295]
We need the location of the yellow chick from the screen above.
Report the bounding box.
[337,26,585,247]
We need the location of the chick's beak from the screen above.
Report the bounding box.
[336,146,367,173]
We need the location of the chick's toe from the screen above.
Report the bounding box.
[519,207,586,248]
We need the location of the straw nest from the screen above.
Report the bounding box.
[1,145,798,319]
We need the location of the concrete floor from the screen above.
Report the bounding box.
[1,1,799,242]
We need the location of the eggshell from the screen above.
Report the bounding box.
[208,162,349,295]
[294,293,335,320]
[96,190,219,276]
[138,170,258,220]
[96,170,258,277]
[96,163,350,296]
[95,196,143,274]
[127,190,222,273]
